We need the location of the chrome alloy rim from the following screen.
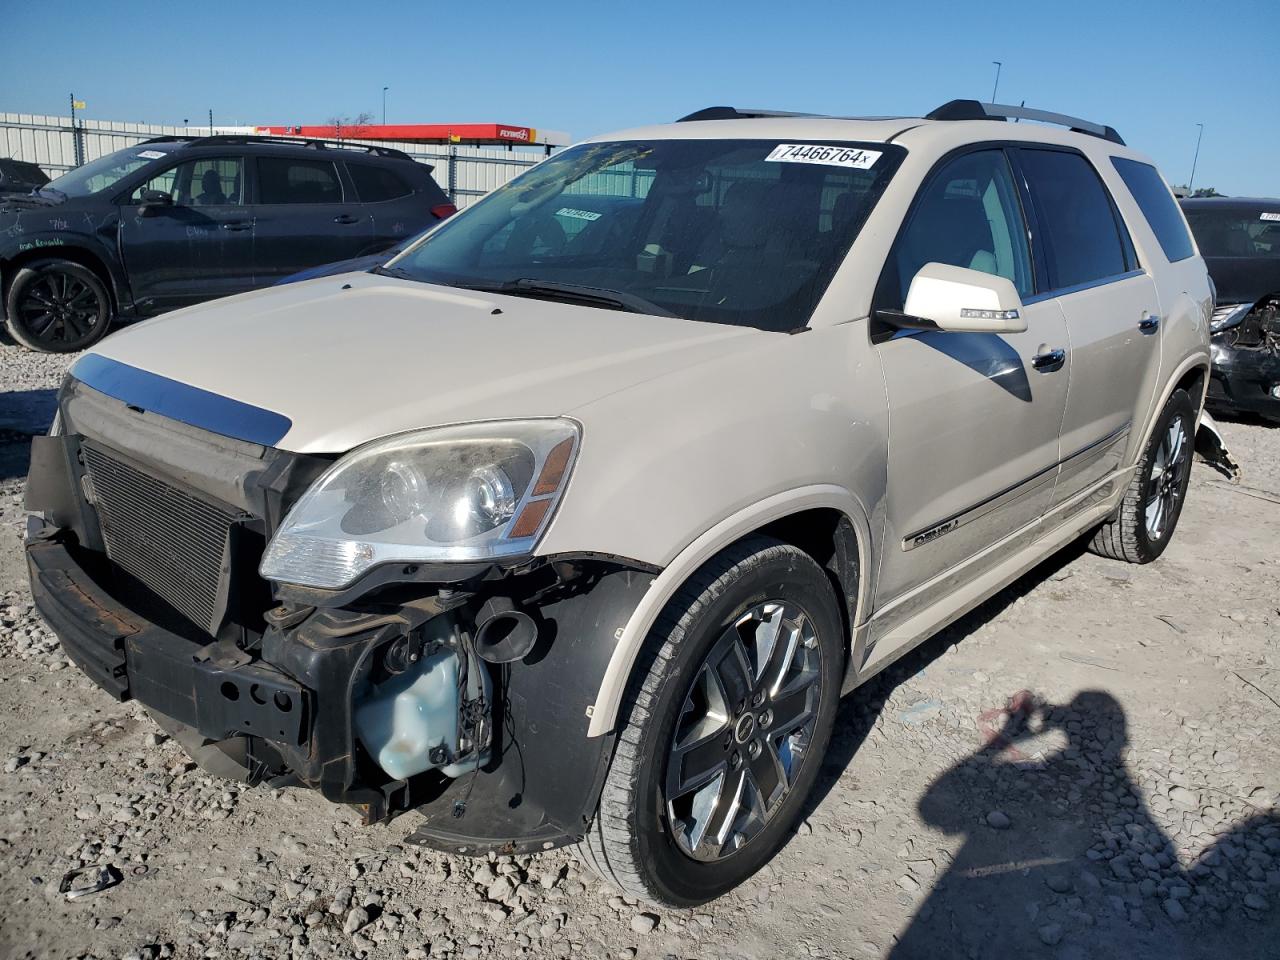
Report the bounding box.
[1146,415,1189,541]
[664,601,824,862]
[18,272,101,345]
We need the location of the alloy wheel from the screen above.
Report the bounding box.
[664,600,824,862]
[17,271,103,347]
[1145,414,1189,541]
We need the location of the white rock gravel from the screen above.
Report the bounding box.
[1,341,1279,958]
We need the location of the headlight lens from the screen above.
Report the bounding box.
[1209,303,1251,334]
[260,419,580,589]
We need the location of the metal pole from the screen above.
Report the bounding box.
[69,93,83,167]
[1188,122,1204,193]
[990,62,1002,103]
[209,109,214,135]
[382,87,389,125]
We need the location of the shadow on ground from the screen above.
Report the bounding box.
[790,535,1278,958]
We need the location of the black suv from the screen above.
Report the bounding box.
[0,157,51,198]
[0,135,455,352]
[1181,197,1280,421]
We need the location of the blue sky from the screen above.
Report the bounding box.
[3,0,1277,195]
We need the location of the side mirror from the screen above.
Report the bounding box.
[879,262,1028,334]
[137,189,174,216]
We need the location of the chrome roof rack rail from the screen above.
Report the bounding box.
[925,99,1124,145]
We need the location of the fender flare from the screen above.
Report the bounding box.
[585,484,875,737]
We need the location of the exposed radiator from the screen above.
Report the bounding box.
[81,442,247,634]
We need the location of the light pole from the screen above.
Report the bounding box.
[382,86,389,125]
[990,61,1002,103]
[1188,122,1204,194]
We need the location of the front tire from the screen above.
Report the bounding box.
[1088,388,1196,563]
[577,536,844,906]
[4,259,112,352]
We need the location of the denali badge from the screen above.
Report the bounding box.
[905,518,958,550]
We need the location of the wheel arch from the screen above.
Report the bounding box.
[585,485,873,737]
[1,244,122,315]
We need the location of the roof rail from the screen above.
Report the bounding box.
[677,106,823,122]
[925,100,1124,145]
[140,134,414,160]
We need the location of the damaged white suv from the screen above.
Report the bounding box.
[26,100,1212,905]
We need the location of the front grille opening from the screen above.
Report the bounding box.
[82,442,249,635]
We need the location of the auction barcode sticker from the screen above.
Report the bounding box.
[556,207,603,222]
[137,150,168,160]
[1260,212,1280,222]
[765,144,881,169]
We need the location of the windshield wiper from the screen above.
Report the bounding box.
[372,264,415,280]
[454,278,680,319]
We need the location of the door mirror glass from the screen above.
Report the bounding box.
[889,262,1027,334]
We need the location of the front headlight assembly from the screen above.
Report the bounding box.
[260,419,580,589]
[1209,303,1252,334]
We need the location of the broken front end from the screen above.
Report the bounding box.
[25,365,653,855]
[1207,295,1280,421]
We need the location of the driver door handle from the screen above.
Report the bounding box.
[221,221,252,232]
[333,214,360,225]
[1032,348,1066,371]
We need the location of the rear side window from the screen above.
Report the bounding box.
[1019,149,1133,291]
[257,158,342,204]
[1111,158,1195,263]
[348,164,412,202]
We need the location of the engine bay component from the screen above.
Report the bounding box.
[354,616,490,781]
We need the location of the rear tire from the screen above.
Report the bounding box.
[577,536,844,906]
[1088,388,1195,563]
[4,259,112,352]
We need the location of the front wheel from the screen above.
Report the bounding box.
[4,259,113,352]
[577,536,844,906]
[1088,388,1196,563]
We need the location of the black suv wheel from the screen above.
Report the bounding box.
[5,259,112,352]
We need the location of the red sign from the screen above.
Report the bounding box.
[254,123,539,145]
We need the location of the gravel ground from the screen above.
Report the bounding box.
[1,341,1278,960]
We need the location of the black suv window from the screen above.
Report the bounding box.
[883,149,1034,307]
[1019,149,1134,291]
[258,158,343,204]
[131,157,244,205]
[348,164,412,202]
[1184,208,1280,259]
[1111,158,1196,263]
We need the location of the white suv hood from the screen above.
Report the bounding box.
[88,273,764,453]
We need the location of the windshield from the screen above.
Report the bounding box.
[1185,208,1280,259]
[387,139,903,331]
[43,147,166,199]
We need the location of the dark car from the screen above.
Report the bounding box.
[0,135,456,352]
[0,157,51,198]
[1181,197,1280,421]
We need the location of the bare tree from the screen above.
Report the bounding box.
[327,112,376,140]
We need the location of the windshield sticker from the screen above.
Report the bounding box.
[765,144,881,170]
[137,150,167,160]
[555,207,603,222]
[1260,212,1280,222]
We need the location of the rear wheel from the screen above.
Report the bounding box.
[577,536,844,906]
[4,259,112,352]
[1088,388,1195,563]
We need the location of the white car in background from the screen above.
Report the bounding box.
[26,99,1211,905]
